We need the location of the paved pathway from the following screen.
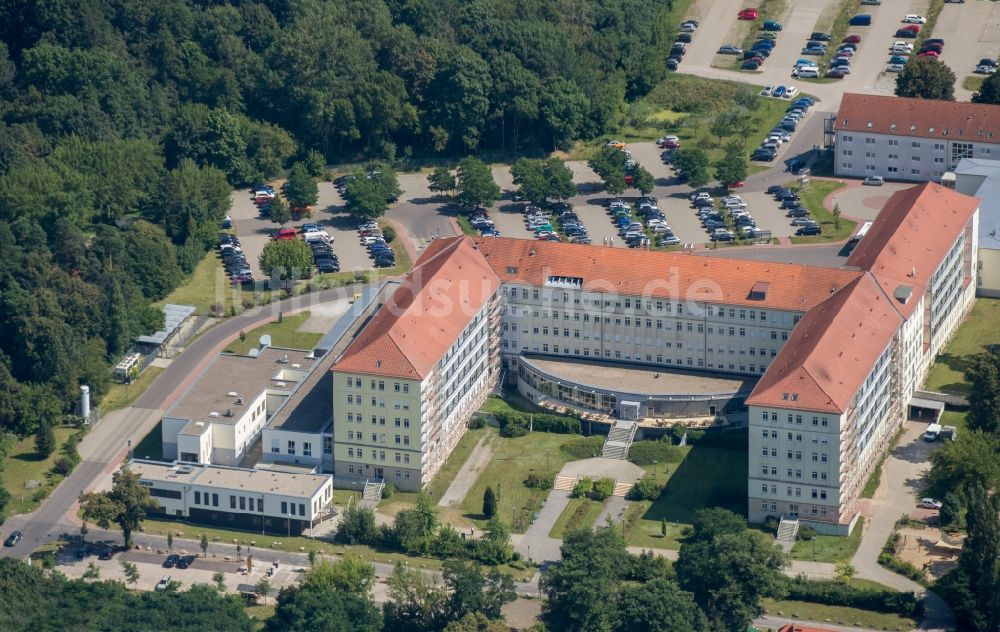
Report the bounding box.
[437,434,496,508]
[593,496,628,530]
[513,489,571,564]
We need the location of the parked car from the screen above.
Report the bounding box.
[802,44,826,55]
[826,69,847,79]
[741,60,760,70]
[762,20,782,31]
[676,32,693,43]
[273,227,297,241]
[887,62,906,72]
[861,0,881,4]
[155,576,171,591]
[903,14,927,23]
[848,14,872,26]
[864,175,885,186]
[918,498,943,510]
[738,8,759,20]
[99,546,115,560]
[889,55,909,65]
[894,29,917,38]
[810,32,832,41]
[4,531,22,547]
[719,44,744,55]
[796,224,821,236]
[164,554,180,568]
[843,34,862,44]
[976,64,996,74]
[681,20,699,31]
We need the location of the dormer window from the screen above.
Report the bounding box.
[943,129,948,136]
[890,123,896,131]
[910,125,917,131]
[867,122,873,128]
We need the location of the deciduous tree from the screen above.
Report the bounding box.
[456,157,500,210]
[895,57,956,101]
[672,147,711,188]
[283,162,318,209]
[966,349,1000,435]
[267,195,291,226]
[79,463,157,547]
[258,239,313,287]
[428,167,457,197]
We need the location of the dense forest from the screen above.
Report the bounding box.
[0,0,675,440]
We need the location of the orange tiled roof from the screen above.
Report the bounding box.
[835,93,1000,144]
[473,237,862,312]
[747,273,903,414]
[847,183,978,317]
[331,237,500,380]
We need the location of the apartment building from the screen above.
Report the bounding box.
[131,459,334,536]
[329,237,502,491]
[747,184,978,533]
[832,93,1000,182]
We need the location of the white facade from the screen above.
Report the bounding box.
[833,130,996,182]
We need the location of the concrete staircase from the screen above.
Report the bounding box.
[612,481,632,497]
[362,479,384,503]
[602,420,638,460]
[775,515,800,553]
[553,475,577,492]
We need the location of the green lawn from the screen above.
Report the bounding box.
[924,298,1000,395]
[626,431,748,550]
[133,421,164,462]
[3,426,76,515]
[761,598,916,631]
[458,431,585,533]
[789,179,856,244]
[939,409,968,434]
[964,76,985,93]
[224,311,322,353]
[99,366,164,414]
[789,517,863,563]
[549,498,606,539]
[155,251,232,315]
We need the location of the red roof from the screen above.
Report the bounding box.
[473,238,861,312]
[847,183,979,317]
[747,274,903,413]
[835,93,1000,144]
[331,237,500,380]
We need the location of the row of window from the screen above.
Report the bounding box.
[345,394,412,410]
[505,288,786,322]
[760,501,829,517]
[760,484,828,500]
[344,464,413,480]
[761,447,829,462]
[758,466,829,481]
[269,440,312,456]
[345,448,412,464]
[344,431,411,446]
[343,413,413,428]
[761,429,830,445]
[344,378,410,392]
[759,411,831,427]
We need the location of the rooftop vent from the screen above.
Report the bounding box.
[277,354,289,364]
[275,381,287,387]
[235,397,244,405]
[528,250,536,257]
[291,363,301,369]
[224,408,234,417]
[894,285,913,304]
[227,391,239,397]
[209,412,220,418]
[505,266,518,274]
[195,422,205,427]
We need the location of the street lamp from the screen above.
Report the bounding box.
[545,448,551,473]
[652,460,658,477]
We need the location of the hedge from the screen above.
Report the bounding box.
[782,577,923,618]
[627,476,662,501]
[494,411,581,437]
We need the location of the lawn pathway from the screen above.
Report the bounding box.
[592,496,628,530]
[437,433,497,507]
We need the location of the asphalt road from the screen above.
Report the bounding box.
[0,284,370,562]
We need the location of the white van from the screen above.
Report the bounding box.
[303,230,333,243]
[794,66,819,78]
[923,423,942,441]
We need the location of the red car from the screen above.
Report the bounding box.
[738,8,759,20]
[726,181,745,189]
[842,34,862,43]
[900,24,920,33]
[273,227,297,241]
[917,50,939,58]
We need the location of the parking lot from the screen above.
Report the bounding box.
[229,182,378,279]
[934,0,1000,101]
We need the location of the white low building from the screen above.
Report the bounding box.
[130,459,334,536]
[947,157,1000,297]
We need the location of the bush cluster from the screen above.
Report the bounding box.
[796,526,817,541]
[627,439,680,466]
[783,577,923,617]
[626,476,662,501]
[493,411,581,437]
[524,473,553,490]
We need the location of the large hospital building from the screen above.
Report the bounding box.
[145,182,977,536]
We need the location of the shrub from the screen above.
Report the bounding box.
[627,476,662,501]
[783,577,922,617]
[592,478,615,501]
[432,525,470,559]
[381,482,396,499]
[797,526,817,541]
[52,457,74,477]
[763,515,780,535]
[878,551,926,582]
[627,439,680,466]
[524,473,553,490]
[468,415,486,429]
[382,225,396,243]
[572,477,593,499]
[337,505,378,545]
[493,410,580,436]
